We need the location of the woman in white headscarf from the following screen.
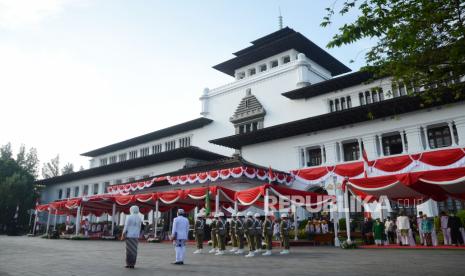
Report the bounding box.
[121,205,142,268]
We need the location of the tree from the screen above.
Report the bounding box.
[41,155,60,179]
[322,0,465,103]
[61,163,74,175]
[16,145,39,178]
[0,143,13,160]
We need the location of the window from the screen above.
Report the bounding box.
[270,60,278,68]
[128,177,135,182]
[282,55,291,64]
[399,83,407,96]
[58,189,63,200]
[329,100,334,112]
[93,183,99,195]
[115,179,122,184]
[237,120,262,134]
[104,182,110,193]
[428,125,452,149]
[382,133,403,156]
[179,137,191,148]
[259,64,267,72]
[392,83,400,97]
[306,148,323,167]
[372,90,379,102]
[99,158,108,166]
[237,72,245,79]
[66,188,71,198]
[129,150,138,159]
[74,186,80,197]
[83,185,89,196]
[109,155,117,164]
[165,140,176,151]
[152,144,162,154]
[140,147,149,157]
[365,91,372,104]
[248,68,256,76]
[359,93,365,105]
[119,153,127,162]
[378,89,385,101]
[341,97,347,110]
[347,96,352,108]
[343,141,360,162]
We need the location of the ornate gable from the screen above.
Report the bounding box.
[230,89,266,134]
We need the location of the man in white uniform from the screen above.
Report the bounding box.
[440,211,451,245]
[171,209,189,265]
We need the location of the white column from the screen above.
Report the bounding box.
[303,148,308,167]
[422,125,430,150]
[32,210,38,235]
[75,205,81,236]
[320,145,324,165]
[194,206,198,221]
[400,130,406,153]
[264,188,269,215]
[324,142,337,164]
[344,187,351,242]
[362,135,377,160]
[53,209,58,231]
[293,205,298,241]
[448,122,457,145]
[454,117,465,146]
[154,200,159,238]
[46,208,51,235]
[378,135,384,157]
[339,142,344,162]
[234,200,238,213]
[215,192,220,214]
[332,202,340,247]
[405,126,424,152]
[358,138,363,160]
[111,203,116,236]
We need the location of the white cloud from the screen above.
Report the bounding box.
[0,0,83,29]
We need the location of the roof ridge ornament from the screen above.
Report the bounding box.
[278,7,283,30]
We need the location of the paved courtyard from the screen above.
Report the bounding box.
[1,236,465,276]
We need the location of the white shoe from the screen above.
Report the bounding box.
[208,248,216,253]
[215,250,225,256]
[255,249,262,253]
[262,250,272,256]
[229,247,237,252]
[245,252,255,258]
[280,250,289,255]
[234,249,244,254]
[216,248,220,253]
[193,249,200,254]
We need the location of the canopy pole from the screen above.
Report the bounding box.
[75,205,82,236]
[53,209,58,232]
[215,191,220,215]
[32,209,38,235]
[264,188,269,215]
[234,200,238,213]
[293,204,298,241]
[46,208,51,235]
[111,203,116,236]
[344,187,351,242]
[154,200,159,238]
[194,206,198,220]
[332,202,340,247]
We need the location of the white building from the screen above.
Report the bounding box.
[37,27,465,220]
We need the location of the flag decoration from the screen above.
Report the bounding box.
[204,189,211,216]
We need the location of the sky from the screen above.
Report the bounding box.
[0,0,373,176]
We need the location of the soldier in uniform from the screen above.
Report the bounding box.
[279,213,290,254]
[193,212,205,254]
[215,212,227,255]
[262,213,273,256]
[234,212,245,254]
[244,211,256,257]
[209,214,219,253]
[229,212,238,252]
[254,213,263,253]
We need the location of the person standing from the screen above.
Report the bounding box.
[209,214,219,253]
[234,212,245,255]
[254,213,263,253]
[244,212,256,257]
[417,211,424,245]
[170,209,189,265]
[385,217,396,244]
[280,213,290,254]
[440,211,451,245]
[396,211,410,246]
[193,212,205,254]
[121,205,142,269]
[215,212,227,255]
[447,212,464,246]
[372,218,385,246]
[421,214,433,246]
[262,213,273,256]
[229,213,238,252]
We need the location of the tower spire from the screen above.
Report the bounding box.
[278,7,283,30]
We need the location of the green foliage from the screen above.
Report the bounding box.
[0,145,37,235]
[61,163,74,175]
[457,210,465,225]
[41,155,60,179]
[322,0,465,103]
[338,218,347,231]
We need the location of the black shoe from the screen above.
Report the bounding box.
[172,261,183,265]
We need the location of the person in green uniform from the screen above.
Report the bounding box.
[215,212,227,255]
[279,213,290,254]
[193,212,205,254]
[254,213,263,253]
[229,212,238,252]
[209,214,219,253]
[262,213,273,256]
[234,212,245,255]
[245,211,256,257]
[372,218,385,246]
